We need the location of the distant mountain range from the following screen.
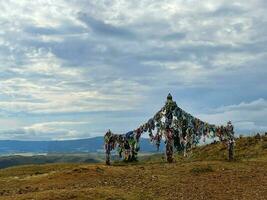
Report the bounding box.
[0,137,164,154]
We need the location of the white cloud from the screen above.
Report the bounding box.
[0,121,92,140]
[24,121,89,131]
[0,0,266,139]
[0,47,148,114]
[198,98,267,134]
[211,52,267,68]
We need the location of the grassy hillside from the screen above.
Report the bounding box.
[0,153,104,169]
[139,134,267,163]
[0,135,266,200]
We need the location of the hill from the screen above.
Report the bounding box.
[0,135,266,200]
[0,153,104,169]
[0,137,163,154]
[0,137,164,169]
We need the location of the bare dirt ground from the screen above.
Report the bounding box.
[0,136,266,200]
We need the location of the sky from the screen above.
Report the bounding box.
[0,0,267,140]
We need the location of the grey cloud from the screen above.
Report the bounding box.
[211,5,247,17]
[24,24,87,36]
[78,13,135,39]
[24,27,61,35]
[162,33,186,41]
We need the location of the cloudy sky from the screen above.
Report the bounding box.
[0,0,266,140]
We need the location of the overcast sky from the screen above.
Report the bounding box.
[0,0,267,140]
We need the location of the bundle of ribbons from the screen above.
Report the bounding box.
[104,94,235,165]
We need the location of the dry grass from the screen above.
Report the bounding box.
[0,136,266,200]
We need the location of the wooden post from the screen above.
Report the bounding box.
[105,147,111,165]
[228,139,234,161]
[165,129,174,163]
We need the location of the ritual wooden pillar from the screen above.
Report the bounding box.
[165,128,174,163]
[228,139,234,161]
[105,144,111,165]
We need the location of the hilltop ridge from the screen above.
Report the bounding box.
[0,135,266,200]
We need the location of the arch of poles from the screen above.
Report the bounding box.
[104,94,235,165]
